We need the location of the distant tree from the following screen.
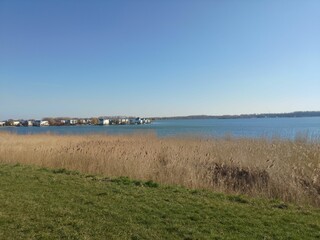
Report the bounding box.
[49,119,57,126]
[91,118,99,125]
[6,119,14,126]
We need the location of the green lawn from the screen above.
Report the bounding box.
[0,164,319,239]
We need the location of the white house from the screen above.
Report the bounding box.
[12,121,20,126]
[34,120,49,127]
[130,118,143,124]
[22,120,33,126]
[0,121,5,126]
[79,119,88,124]
[66,119,78,125]
[71,119,78,125]
[99,118,110,125]
[129,118,151,125]
[120,118,129,124]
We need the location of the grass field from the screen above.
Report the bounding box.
[0,163,319,239]
[0,132,319,206]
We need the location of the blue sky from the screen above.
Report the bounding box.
[1,0,319,119]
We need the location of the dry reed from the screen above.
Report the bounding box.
[0,132,319,206]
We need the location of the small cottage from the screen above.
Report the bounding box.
[34,120,49,127]
[99,118,110,125]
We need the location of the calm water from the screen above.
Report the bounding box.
[1,117,320,140]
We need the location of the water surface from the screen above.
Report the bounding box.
[1,117,320,140]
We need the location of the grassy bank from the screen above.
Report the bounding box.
[0,132,319,206]
[0,164,319,239]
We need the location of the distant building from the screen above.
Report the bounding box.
[99,118,110,125]
[0,121,5,126]
[22,120,33,126]
[66,119,78,125]
[129,117,151,125]
[79,119,89,124]
[12,121,20,126]
[130,118,143,124]
[120,118,129,124]
[33,120,49,127]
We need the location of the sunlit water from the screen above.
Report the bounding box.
[1,117,320,140]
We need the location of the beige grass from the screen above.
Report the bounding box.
[0,132,319,206]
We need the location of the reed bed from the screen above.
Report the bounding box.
[0,132,319,206]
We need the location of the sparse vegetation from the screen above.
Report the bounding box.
[0,164,319,239]
[0,132,319,207]
[90,117,99,125]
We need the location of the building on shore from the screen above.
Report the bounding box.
[66,119,78,125]
[120,118,129,125]
[130,117,144,124]
[22,120,34,126]
[79,119,90,124]
[0,121,5,126]
[12,121,21,126]
[99,118,110,125]
[33,120,49,127]
[2,120,20,126]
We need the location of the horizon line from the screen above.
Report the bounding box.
[2,110,320,121]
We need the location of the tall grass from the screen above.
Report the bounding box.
[0,132,319,206]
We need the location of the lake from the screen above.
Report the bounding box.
[1,117,320,140]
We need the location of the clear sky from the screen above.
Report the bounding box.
[1,0,319,119]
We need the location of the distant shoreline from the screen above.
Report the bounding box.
[2,111,320,123]
[154,111,320,120]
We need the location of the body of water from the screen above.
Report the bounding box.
[1,117,320,140]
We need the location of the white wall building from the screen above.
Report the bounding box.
[34,120,49,127]
[99,118,110,125]
[22,120,33,126]
[130,118,143,124]
[129,117,151,125]
[66,119,78,125]
[79,119,88,124]
[120,118,129,124]
[12,121,20,126]
[0,121,5,126]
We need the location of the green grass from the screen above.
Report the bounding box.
[0,164,319,239]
